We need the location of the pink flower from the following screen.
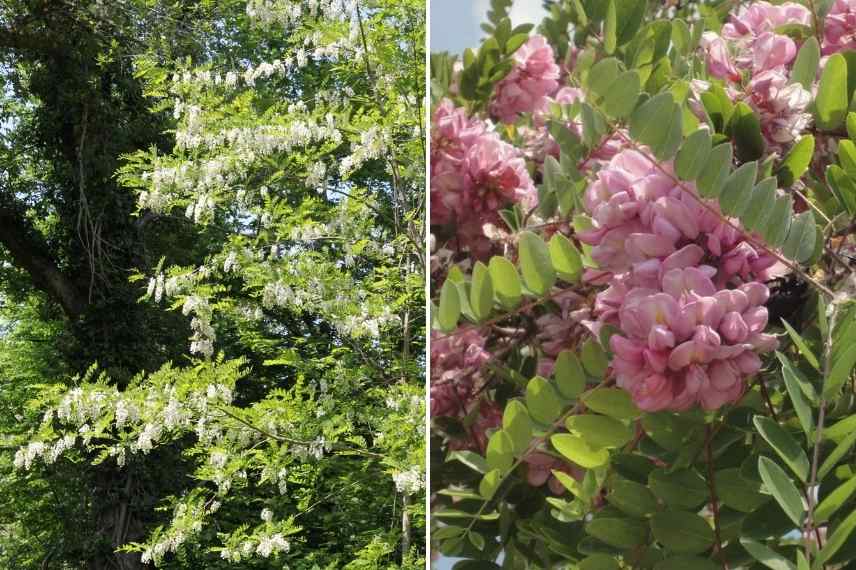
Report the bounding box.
[430,99,536,254]
[701,32,741,81]
[490,35,560,123]
[696,2,814,148]
[430,328,490,418]
[722,2,811,40]
[824,0,856,54]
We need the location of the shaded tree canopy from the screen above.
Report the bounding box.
[0,0,425,568]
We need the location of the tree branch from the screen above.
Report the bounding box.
[0,195,87,317]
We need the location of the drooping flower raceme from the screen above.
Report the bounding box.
[490,35,561,124]
[578,148,779,411]
[698,1,813,149]
[824,0,856,54]
[431,99,536,256]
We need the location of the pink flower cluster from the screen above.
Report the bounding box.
[579,148,779,411]
[430,328,491,418]
[824,0,856,54]
[490,36,560,124]
[699,1,813,149]
[430,328,502,452]
[431,99,536,256]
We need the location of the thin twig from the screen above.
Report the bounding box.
[705,424,728,569]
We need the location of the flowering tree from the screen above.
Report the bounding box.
[3,0,424,568]
[431,0,856,568]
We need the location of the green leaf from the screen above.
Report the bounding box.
[815,475,856,522]
[816,53,849,131]
[580,338,608,378]
[650,511,713,554]
[586,517,647,549]
[602,71,640,119]
[648,468,708,510]
[518,231,556,296]
[438,279,461,332]
[581,103,607,148]
[671,19,691,54]
[566,415,633,449]
[470,261,493,322]
[579,554,621,570]
[816,508,856,564]
[848,112,856,140]
[777,135,815,187]
[742,177,778,233]
[838,139,856,173]
[548,234,582,283]
[827,164,856,215]
[730,102,765,162]
[719,160,757,217]
[551,433,609,469]
[753,416,810,482]
[581,387,640,420]
[447,450,488,474]
[488,256,522,309]
[781,211,817,263]
[716,468,769,513]
[823,343,856,398]
[629,92,683,160]
[781,319,820,370]
[757,456,804,527]
[780,353,814,438]
[614,0,646,46]
[739,537,797,570]
[485,430,514,473]
[526,376,562,425]
[479,468,502,499]
[655,558,719,570]
[791,36,820,89]
[606,478,658,517]
[502,400,532,455]
[603,0,617,54]
[674,128,712,181]
[641,412,702,451]
[761,195,793,247]
[826,415,856,443]
[796,551,809,570]
[818,429,856,480]
[554,350,586,399]
[587,57,621,98]
[697,143,733,198]
[467,531,485,551]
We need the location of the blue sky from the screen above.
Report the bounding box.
[430,0,547,54]
[429,2,547,567]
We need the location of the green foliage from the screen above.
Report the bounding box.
[432,3,856,569]
[1,0,426,567]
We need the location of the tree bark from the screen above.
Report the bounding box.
[0,198,87,317]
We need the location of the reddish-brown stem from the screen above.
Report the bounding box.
[705,424,729,569]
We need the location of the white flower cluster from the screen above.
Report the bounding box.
[339,126,388,177]
[219,532,290,562]
[147,272,183,302]
[183,295,216,357]
[175,114,341,156]
[246,0,357,28]
[140,500,207,565]
[13,434,77,469]
[392,465,424,495]
[291,436,327,461]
